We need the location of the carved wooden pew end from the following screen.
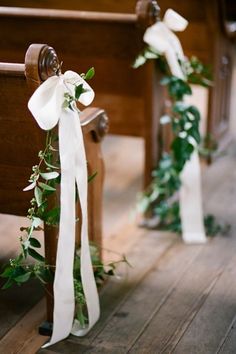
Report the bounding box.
[0,43,108,332]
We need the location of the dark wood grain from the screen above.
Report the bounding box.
[0,0,234,153]
[0,1,163,186]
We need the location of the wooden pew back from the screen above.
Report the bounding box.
[0,51,45,216]
[0,0,137,12]
[0,0,234,152]
[0,1,162,186]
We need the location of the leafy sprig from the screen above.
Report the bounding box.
[1,67,129,326]
[134,47,224,236]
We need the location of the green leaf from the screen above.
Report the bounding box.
[85,67,95,80]
[75,304,87,328]
[88,171,98,183]
[75,84,84,100]
[36,268,53,283]
[40,172,59,180]
[23,181,36,192]
[30,237,41,248]
[32,217,42,228]
[137,195,151,213]
[34,186,43,207]
[144,49,158,59]
[15,272,31,283]
[0,266,14,278]
[132,54,147,69]
[28,248,45,262]
[133,54,147,69]
[160,77,171,85]
[45,207,60,226]
[44,160,60,169]
[62,100,69,109]
[38,182,56,192]
[2,278,14,289]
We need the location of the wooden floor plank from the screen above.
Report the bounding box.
[217,315,236,354]
[0,278,44,340]
[85,241,203,353]
[1,139,236,353]
[129,233,236,354]
[0,299,48,353]
[78,231,177,342]
[102,135,143,239]
[172,251,236,354]
[38,231,177,353]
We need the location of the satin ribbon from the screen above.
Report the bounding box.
[144,9,207,243]
[144,9,188,79]
[28,70,100,347]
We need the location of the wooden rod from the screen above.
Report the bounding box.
[0,63,25,76]
[0,7,137,23]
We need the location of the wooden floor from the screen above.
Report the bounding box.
[0,136,236,353]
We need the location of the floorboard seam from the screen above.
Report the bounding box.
[215,312,236,354]
[126,244,204,353]
[161,269,226,354]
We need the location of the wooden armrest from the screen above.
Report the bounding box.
[80,107,109,142]
[0,0,160,28]
[136,0,160,28]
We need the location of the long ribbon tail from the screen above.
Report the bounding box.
[165,47,185,79]
[42,109,77,348]
[71,111,100,336]
[179,150,207,243]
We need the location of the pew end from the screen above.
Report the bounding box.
[0,43,108,325]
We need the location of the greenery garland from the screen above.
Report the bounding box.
[1,67,127,326]
[133,47,226,235]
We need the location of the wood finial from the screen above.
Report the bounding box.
[25,44,60,86]
[97,111,109,141]
[80,108,109,142]
[136,0,160,28]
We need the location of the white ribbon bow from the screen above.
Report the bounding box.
[144,9,188,79]
[144,10,207,243]
[28,70,100,347]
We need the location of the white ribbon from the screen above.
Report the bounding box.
[28,70,100,347]
[144,10,207,243]
[144,9,188,79]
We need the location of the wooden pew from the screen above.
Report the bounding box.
[0,0,163,187]
[0,43,108,323]
[0,0,234,150]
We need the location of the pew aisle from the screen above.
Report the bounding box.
[0,84,236,353]
[0,133,236,353]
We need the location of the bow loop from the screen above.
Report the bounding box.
[163,9,188,32]
[28,70,95,130]
[28,75,64,130]
[64,70,95,106]
[143,9,188,79]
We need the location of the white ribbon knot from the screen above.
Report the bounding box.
[144,9,188,79]
[28,70,100,347]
